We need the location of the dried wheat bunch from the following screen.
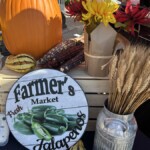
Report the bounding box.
[108,45,150,115]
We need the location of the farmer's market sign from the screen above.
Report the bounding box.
[6,69,88,150]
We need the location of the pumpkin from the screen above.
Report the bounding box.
[0,0,62,59]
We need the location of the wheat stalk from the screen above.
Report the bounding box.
[109,79,117,110]
[126,91,150,114]
[108,55,118,109]
[126,47,136,70]
[137,75,150,94]
[117,60,127,89]
[118,73,134,113]
[122,75,150,114]
[142,58,150,78]
[132,77,143,95]
[108,45,150,114]
[109,55,118,80]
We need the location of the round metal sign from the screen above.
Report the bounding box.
[6,69,88,150]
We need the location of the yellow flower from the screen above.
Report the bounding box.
[82,0,119,26]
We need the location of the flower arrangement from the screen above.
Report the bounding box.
[65,0,150,35]
[66,0,150,77]
[66,0,119,33]
[115,1,150,35]
[108,45,150,115]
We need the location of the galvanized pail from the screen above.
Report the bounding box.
[93,101,138,150]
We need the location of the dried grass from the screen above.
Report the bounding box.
[109,55,118,80]
[108,45,150,115]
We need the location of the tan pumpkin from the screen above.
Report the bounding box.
[0,0,62,59]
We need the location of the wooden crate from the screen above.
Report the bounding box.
[0,64,109,131]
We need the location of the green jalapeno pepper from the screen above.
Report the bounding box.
[55,109,65,115]
[16,113,32,125]
[67,120,77,130]
[16,113,25,121]
[44,109,65,117]
[42,122,66,135]
[62,114,78,121]
[13,121,34,135]
[32,105,56,113]
[45,114,68,125]
[31,122,52,141]
[16,113,41,125]
[44,109,56,115]
[45,114,68,131]
[32,105,56,118]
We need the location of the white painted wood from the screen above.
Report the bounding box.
[0,79,18,92]
[0,66,109,131]
[0,93,8,100]
[0,94,105,131]
[0,105,5,112]
[86,94,107,106]
[0,98,6,105]
[0,93,8,103]
[0,93,107,108]
[0,92,103,131]
[0,66,23,79]
[0,78,110,93]
[0,66,109,80]
[76,80,109,93]
[6,69,89,149]
[68,65,109,80]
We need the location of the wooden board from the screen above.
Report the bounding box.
[86,120,97,131]
[0,93,107,106]
[0,78,109,93]
[6,69,89,150]
[86,94,107,106]
[0,66,109,131]
[89,107,102,119]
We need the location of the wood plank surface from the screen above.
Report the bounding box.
[89,107,102,119]
[86,94,107,106]
[0,93,104,119]
[0,96,7,105]
[0,66,23,79]
[0,65,109,80]
[0,93,107,107]
[68,65,109,80]
[76,80,109,93]
[0,63,108,132]
[0,104,5,112]
[0,77,109,93]
[86,120,97,131]
[0,79,18,92]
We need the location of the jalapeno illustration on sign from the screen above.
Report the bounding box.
[6,69,88,150]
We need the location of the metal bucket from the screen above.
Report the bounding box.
[93,101,138,150]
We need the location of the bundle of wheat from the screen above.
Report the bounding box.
[108,45,150,114]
